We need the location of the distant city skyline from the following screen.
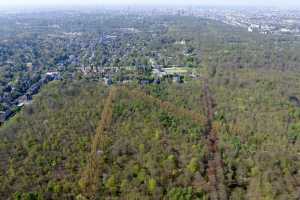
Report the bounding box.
[1,0,300,7]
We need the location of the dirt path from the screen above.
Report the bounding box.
[80,86,117,199]
[122,87,207,125]
[79,85,223,199]
[203,79,228,200]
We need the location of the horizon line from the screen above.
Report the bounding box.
[0,3,300,10]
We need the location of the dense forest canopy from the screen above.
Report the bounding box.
[0,7,299,200]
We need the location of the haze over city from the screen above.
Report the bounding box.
[0,0,300,7]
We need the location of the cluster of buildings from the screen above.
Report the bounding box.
[122,6,300,36]
[0,72,60,124]
[192,7,300,36]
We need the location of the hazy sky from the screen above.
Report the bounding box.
[0,0,300,7]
